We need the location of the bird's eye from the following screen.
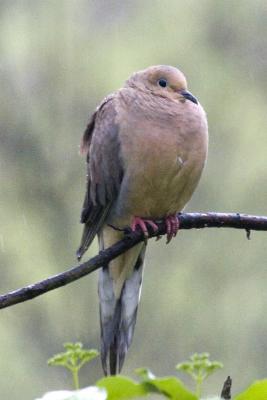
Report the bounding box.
[158,78,168,88]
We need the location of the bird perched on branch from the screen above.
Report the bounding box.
[77,65,208,375]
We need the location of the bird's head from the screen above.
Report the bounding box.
[125,65,198,105]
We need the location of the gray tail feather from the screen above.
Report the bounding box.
[98,246,146,375]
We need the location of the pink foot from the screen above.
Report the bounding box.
[165,215,180,244]
[131,217,158,241]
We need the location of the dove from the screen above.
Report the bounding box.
[77,65,208,375]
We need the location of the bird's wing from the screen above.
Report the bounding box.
[77,95,123,260]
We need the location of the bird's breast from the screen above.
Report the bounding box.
[112,99,208,226]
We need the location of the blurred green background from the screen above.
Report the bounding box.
[1,1,267,398]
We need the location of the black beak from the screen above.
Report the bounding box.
[181,90,198,105]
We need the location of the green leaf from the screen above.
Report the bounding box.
[97,376,148,399]
[135,367,156,380]
[143,376,197,400]
[135,368,196,399]
[235,380,267,400]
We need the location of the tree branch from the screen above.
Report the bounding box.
[1,212,267,310]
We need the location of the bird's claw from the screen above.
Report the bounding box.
[165,215,180,244]
[131,217,158,243]
[131,215,179,244]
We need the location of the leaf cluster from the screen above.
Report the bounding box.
[42,344,267,400]
[47,343,99,390]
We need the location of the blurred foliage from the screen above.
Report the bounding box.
[35,377,267,400]
[40,348,267,399]
[176,353,223,397]
[48,343,99,390]
[234,380,267,400]
[1,1,267,399]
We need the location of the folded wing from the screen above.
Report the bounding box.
[77,95,123,260]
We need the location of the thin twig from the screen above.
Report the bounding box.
[1,212,267,310]
[221,376,232,399]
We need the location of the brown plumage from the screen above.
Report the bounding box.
[77,65,208,375]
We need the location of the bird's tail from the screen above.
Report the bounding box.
[98,227,146,375]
